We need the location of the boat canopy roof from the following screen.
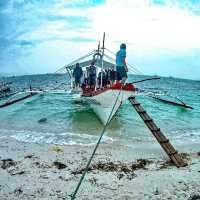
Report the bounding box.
[56,47,142,75]
[56,49,116,74]
[67,59,115,71]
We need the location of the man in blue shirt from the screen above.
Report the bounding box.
[116,43,128,83]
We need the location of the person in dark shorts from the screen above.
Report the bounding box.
[73,63,83,88]
[116,43,128,83]
[110,69,116,85]
[88,61,96,89]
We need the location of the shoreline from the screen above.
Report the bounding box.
[0,137,200,200]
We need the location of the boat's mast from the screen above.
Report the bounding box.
[98,40,100,54]
[95,41,101,90]
[100,32,105,88]
[97,40,101,64]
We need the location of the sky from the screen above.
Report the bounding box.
[0,0,200,80]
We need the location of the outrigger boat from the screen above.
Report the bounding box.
[56,33,142,125]
[56,33,193,125]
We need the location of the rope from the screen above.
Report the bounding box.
[103,54,135,74]
[103,54,134,74]
[105,48,143,75]
[141,88,193,109]
[70,87,123,200]
[67,51,95,67]
[55,50,95,73]
[52,81,71,90]
[103,54,138,75]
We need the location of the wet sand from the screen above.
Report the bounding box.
[0,137,200,200]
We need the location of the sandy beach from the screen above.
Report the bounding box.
[0,137,200,200]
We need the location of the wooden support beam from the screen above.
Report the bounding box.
[128,96,187,167]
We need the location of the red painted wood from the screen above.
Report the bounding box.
[82,83,135,97]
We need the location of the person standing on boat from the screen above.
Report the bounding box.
[116,43,128,83]
[73,63,83,88]
[110,69,115,85]
[88,61,96,90]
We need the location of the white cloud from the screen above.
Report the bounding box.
[86,0,200,54]
[2,0,200,78]
[56,8,87,17]
[18,21,88,42]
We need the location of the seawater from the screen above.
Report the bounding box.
[0,74,200,146]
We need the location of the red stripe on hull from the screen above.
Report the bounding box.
[82,82,135,97]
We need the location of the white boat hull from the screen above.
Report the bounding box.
[84,89,136,125]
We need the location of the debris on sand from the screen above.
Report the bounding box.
[10,171,25,176]
[53,161,67,169]
[153,187,160,195]
[117,173,124,180]
[52,146,63,153]
[159,160,174,169]
[180,152,190,160]
[88,176,98,185]
[188,194,200,200]
[24,154,38,159]
[159,153,190,169]
[33,161,51,169]
[71,159,152,176]
[0,158,17,169]
[131,159,152,170]
[14,188,23,196]
[24,154,34,159]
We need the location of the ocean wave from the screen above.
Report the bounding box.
[0,128,113,146]
[171,129,200,143]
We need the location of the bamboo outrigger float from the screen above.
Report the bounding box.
[149,94,194,109]
[0,92,37,108]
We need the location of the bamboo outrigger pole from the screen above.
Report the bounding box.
[149,95,194,109]
[0,92,37,108]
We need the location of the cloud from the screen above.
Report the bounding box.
[0,0,200,79]
[0,0,94,48]
[88,0,200,53]
[151,0,200,15]
[66,37,97,42]
[62,0,106,9]
[0,0,104,74]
